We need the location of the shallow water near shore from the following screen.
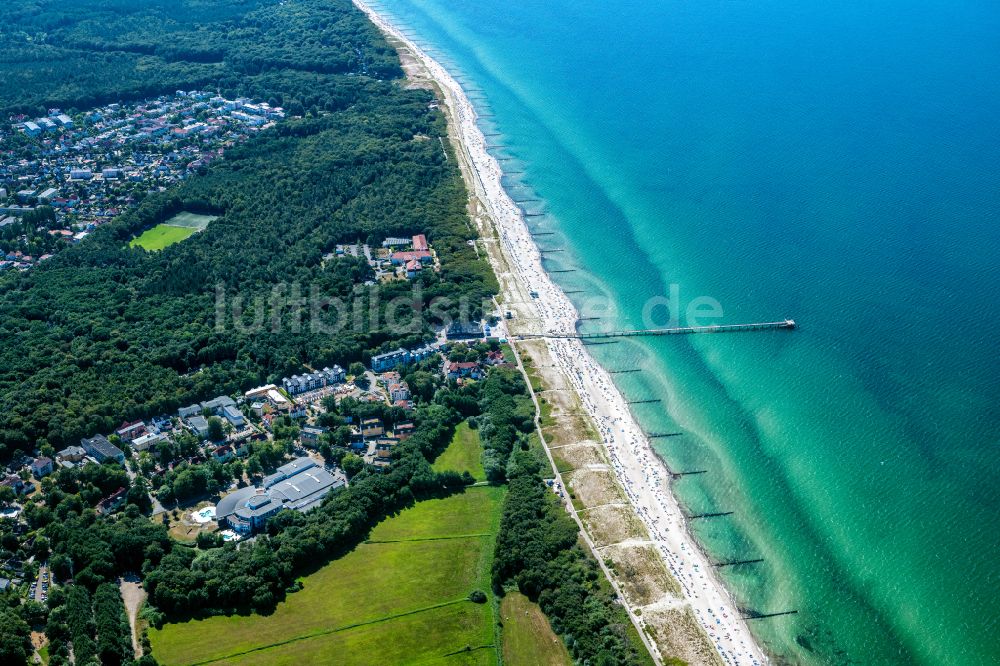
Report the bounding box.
[370,0,1000,663]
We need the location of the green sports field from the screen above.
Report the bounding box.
[129,212,217,251]
[149,486,505,666]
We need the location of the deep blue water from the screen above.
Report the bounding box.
[370,1,1000,663]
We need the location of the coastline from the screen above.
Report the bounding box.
[353,1,767,663]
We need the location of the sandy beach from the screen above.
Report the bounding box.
[354,2,767,663]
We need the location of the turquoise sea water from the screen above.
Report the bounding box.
[370,0,1000,663]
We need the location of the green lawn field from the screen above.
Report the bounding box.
[202,603,495,666]
[432,421,485,481]
[149,486,505,666]
[129,212,216,250]
[499,592,571,666]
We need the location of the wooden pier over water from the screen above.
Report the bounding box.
[519,319,795,340]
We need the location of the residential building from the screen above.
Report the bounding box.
[211,445,235,463]
[349,430,366,451]
[1,475,27,495]
[30,457,53,478]
[56,445,87,463]
[187,416,210,438]
[409,344,436,362]
[361,418,384,438]
[485,350,506,365]
[201,395,236,414]
[412,234,428,251]
[388,382,410,403]
[244,384,278,401]
[245,385,292,411]
[268,389,291,411]
[178,404,201,418]
[281,365,345,395]
[373,444,394,468]
[446,321,484,340]
[115,420,147,443]
[96,487,128,516]
[389,250,432,265]
[131,432,166,452]
[301,425,328,444]
[447,362,482,380]
[222,405,246,428]
[394,422,415,440]
[371,348,410,372]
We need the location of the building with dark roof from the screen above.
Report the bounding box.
[80,434,125,464]
[445,321,484,340]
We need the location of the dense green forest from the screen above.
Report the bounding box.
[0,0,497,459]
[0,0,401,118]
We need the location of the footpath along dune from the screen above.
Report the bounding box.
[353,2,767,664]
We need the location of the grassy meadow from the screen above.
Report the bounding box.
[149,486,505,665]
[432,420,485,481]
[499,592,570,666]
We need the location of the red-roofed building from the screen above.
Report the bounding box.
[390,250,431,265]
[447,362,481,380]
[412,234,428,251]
[485,350,506,365]
[116,420,147,443]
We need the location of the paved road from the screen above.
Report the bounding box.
[126,458,165,515]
